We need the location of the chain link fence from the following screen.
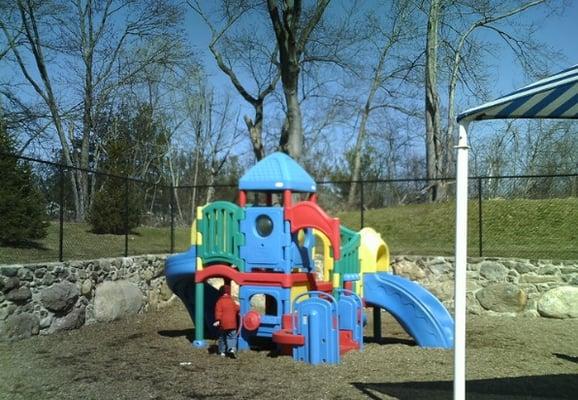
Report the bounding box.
[1,153,576,264]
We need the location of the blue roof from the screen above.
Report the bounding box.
[458,65,578,122]
[239,152,317,192]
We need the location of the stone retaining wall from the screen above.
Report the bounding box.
[2,254,577,341]
[0,255,173,341]
[392,256,578,318]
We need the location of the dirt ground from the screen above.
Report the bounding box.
[1,301,577,400]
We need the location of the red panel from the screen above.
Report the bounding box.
[195,265,311,288]
[284,201,341,260]
[272,329,305,346]
[339,330,360,355]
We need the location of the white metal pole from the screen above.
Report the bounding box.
[454,121,470,400]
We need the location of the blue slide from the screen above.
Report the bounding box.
[165,247,219,338]
[363,272,454,348]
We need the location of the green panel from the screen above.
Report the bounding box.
[335,225,360,276]
[197,201,245,270]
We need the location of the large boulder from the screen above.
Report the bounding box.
[41,281,80,313]
[537,286,578,319]
[94,280,144,322]
[0,313,39,341]
[476,283,527,313]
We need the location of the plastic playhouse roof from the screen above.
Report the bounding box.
[239,152,317,192]
[458,64,578,122]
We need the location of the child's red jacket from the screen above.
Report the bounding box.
[215,294,239,330]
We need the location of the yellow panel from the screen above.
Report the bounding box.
[196,232,203,246]
[196,257,203,271]
[358,227,391,297]
[190,220,198,246]
[290,282,310,303]
[312,229,334,282]
[332,272,340,289]
[196,206,204,221]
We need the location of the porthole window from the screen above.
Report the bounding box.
[256,214,273,237]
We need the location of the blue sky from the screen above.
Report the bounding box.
[183,1,578,162]
[186,1,577,102]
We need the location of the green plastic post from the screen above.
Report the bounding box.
[373,306,382,341]
[194,282,204,343]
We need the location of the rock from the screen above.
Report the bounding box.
[0,305,13,320]
[141,269,153,283]
[514,262,535,274]
[0,313,39,340]
[17,268,33,281]
[1,266,19,277]
[5,287,32,303]
[2,277,20,293]
[159,281,173,301]
[425,281,454,301]
[39,313,53,329]
[50,306,86,332]
[80,279,93,297]
[94,280,144,322]
[476,283,527,313]
[42,273,55,286]
[392,260,425,281]
[537,286,578,319]
[34,268,47,278]
[99,259,111,271]
[479,261,507,281]
[539,266,559,276]
[426,259,452,275]
[519,274,561,284]
[41,281,80,313]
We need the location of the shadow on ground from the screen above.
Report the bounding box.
[352,374,578,399]
[158,329,195,342]
[553,353,578,364]
[363,336,416,346]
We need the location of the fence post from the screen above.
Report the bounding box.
[360,180,365,229]
[58,166,65,262]
[478,177,483,257]
[170,185,175,253]
[124,178,129,257]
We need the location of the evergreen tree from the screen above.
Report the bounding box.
[88,108,146,234]
[0,121,49,244]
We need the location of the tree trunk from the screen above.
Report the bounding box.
[280,86,303,160]
[244,101,266,161]
[424,0,446,202]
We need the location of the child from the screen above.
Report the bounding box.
[213,284,239,358]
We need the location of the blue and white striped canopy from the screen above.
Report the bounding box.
[458,64,578,122]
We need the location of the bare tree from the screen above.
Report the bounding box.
[266,0,330,160]
[1,0,188,219]
[190,0,279,161]
[347,0,418,207]
[423,0,553,201]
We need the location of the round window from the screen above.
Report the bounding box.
[256,215,274,237]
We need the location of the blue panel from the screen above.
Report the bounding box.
[294,295,339,365]
[239,152,317,192]
[238,286,290,342]
[240,207,290,272]
[337,291,364,350]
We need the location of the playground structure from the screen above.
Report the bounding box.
[165,152,454,365]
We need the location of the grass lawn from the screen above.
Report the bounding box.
[0,222,191,265]
[338,197,578,260]
[1,197,576,264]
